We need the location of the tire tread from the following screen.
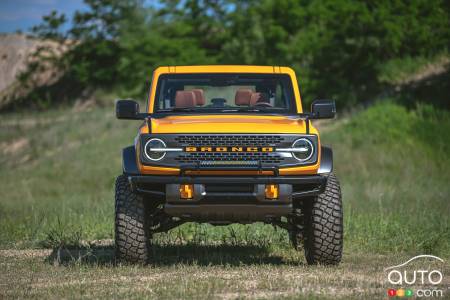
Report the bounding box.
[115,175,150,264]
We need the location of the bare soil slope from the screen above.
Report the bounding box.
[0,34,68,109]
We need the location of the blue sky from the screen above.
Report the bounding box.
[0,0,87,33]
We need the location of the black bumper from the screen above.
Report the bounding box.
[163,204,293,221]
[127,175,327,221]
[128,175,327,198]
[129,174,326,184]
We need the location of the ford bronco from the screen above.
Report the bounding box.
[115,66,342,265]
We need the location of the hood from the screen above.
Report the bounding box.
[151,115,313,134]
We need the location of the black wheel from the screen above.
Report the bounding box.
[115,175,151,264]
[291,173,343,265]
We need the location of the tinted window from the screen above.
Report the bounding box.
[154,74,296,114]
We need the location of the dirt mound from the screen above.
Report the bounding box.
[0,34,70,110]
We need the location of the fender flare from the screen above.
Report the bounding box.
[318,146,333,174]
[122,146,139,175]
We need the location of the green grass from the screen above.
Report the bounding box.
[1,244,449,299]
[324,101,450,255]
[0,249,419,299]
[0,101,449,257]
[1,101,450,298]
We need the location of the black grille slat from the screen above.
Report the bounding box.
[174,135,284,147]
[175,152,283,164]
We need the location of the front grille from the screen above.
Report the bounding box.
[175,152,283,164]
[140,134,317,168]
[174,135,284,147]
[171,135,287,165]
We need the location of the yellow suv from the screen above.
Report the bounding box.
[115,65,342,265]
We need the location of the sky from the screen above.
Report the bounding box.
[0,0,87,33]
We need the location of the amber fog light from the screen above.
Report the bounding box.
[180,184,194,199]
[265,184,279,199]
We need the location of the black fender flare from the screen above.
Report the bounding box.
[122,146,140,175]
[318,146,333,174]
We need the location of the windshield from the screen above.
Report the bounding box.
[153,73,296,114]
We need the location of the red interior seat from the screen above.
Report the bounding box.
[175,91,196,108]
[235,89,253,106]
[191,89,205,106]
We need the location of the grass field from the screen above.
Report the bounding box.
[0,100,449,298]
[2,247,448,299]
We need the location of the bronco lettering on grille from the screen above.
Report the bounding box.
[185,146,274,152]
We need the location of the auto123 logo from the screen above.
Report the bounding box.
[384,255,446,298]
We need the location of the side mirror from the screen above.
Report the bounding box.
[116,99,143,120]
[310,100,336,119]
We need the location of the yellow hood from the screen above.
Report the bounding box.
[150,115,316,134]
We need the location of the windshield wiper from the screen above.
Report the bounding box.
[158,107,274,113]
[158,108,200,112]
[230,107,271,112]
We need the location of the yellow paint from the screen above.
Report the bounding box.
[139,164,180,175]
[278,163,319,175]
[151,115,319,134]
[137,65,321,175]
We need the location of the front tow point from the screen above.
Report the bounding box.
[265,184,279,200]
[180,184,194,199]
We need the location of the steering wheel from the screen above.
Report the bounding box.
[253,102,273,108]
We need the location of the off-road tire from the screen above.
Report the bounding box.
[291,173,343,265]
[115,175,151,264]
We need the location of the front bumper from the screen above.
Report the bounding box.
[128,175,326,197]
[127,175,327,221]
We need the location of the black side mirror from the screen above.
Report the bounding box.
[116,99,144,120]
[311,100,336,119]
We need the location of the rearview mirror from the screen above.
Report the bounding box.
[310,100,336,119]
[116,99,143,120]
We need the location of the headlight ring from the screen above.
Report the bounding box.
[291,138,314,161]
[144,138,167,161]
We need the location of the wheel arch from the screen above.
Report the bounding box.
[122,146,140,175]
[318,146,333,174]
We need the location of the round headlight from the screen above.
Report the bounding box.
[144,138,167,161]
[292,138,314,161]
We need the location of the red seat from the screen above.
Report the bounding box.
[191,89,205,106]
[235,89,253,106]
[175,91,196,108]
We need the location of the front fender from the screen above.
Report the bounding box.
[122,146,140,175]
[318,146,333,174]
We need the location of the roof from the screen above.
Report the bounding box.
[153,65,296,75]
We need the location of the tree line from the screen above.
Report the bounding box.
[25,0,450,108]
